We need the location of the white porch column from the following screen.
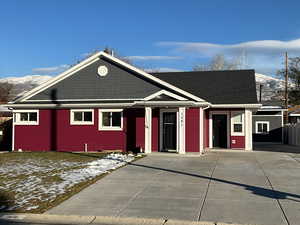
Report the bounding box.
[178,107,186,154]
[12,112,15,151]
[245,109,253,151]
[199,107,204,154]
[145,107,152,154]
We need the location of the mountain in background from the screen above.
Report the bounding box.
[0,75,52,99]
[255,73,284,101]
[0,73,283,102]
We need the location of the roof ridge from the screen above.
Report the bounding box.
[150,69,255,74]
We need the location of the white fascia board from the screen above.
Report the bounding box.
[258,108,286,111]
[26,98,143,102]
[16,52,102,103]
[143,90,187,101]
[211,104,262,109]
[134,101,204,107]
[289,114,300,116]
[5,103,134,109]
[101,52,206,102]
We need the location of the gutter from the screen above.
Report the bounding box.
[210,103,262,109]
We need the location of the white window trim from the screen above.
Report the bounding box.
[70,109,94,125]
[14,110,39,125]
[255,121,270,134]
[231,111,245,136]
[99,109,123,131]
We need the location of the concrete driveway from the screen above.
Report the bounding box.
[47,148,300,225]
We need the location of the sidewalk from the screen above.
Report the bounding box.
[0,213,251,225]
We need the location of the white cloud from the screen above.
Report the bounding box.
[157,39,300,75]
[125,56,182,61]
[157,39,300,57]
[144,67,183,72]
[32,64,70,74]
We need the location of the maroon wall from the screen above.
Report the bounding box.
[230,136,245,149]
[15,110,52,151]
[15,108,147,152]
[185,108,200,152]
[125,109,145,151]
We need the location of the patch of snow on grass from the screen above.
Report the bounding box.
[0,153,135,211]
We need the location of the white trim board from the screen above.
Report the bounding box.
[211,104,262,109]
[98,109,123,131]
[253,114,283,117]
[144,90,187,101]
[27,98,143,102]
[13,109,39,126]
[255,121,270,134]
[70,109,94,125]
[16,51,206,103]
[145,107,152,154]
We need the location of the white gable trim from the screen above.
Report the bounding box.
[101,52,205,102]
[143,90,187,101]
[15,51,206,103]
[17,53,101,103]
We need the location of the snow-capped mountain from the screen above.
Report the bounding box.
[255,73,284,101]
[0,73,283,101]
[0,75,52,99]
[0,75,52,85]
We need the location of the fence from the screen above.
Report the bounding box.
[284,123,300,146]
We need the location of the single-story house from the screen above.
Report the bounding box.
[0,105,12,151]
[6,51,261,153]
[288,107,300,124]
[252,101,285,143]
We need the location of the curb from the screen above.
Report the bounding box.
[0,213,255,225]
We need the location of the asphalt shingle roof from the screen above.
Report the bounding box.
[151,70,258,104]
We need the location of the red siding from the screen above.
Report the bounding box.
[151,108,159,152]
[15,110,52,151]
[125,109,145,151]
[230,136,245,149]
[15,109,143,152]
[185,108,200,152]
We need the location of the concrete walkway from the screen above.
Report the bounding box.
[47,149,300,225]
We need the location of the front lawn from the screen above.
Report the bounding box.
[0,152,140,213]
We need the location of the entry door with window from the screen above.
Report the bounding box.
[213,114,227,148]
[162,112,177,151]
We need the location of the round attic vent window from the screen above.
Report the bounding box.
[98,65,108,76]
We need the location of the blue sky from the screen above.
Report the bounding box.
[1,0,300,78]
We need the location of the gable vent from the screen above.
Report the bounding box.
[98,65,108,77]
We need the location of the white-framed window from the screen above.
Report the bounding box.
[255,121,269,134]
[70,109,94,125]
[99,109,123,130]
[14,110,39,125]
[231,111,244,135]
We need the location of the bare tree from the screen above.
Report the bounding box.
[193,54,246,71]
[277,56,300,105]
[0,82,14,103]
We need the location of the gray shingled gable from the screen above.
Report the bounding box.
[151,70,258,104]
[28,57,166,101]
